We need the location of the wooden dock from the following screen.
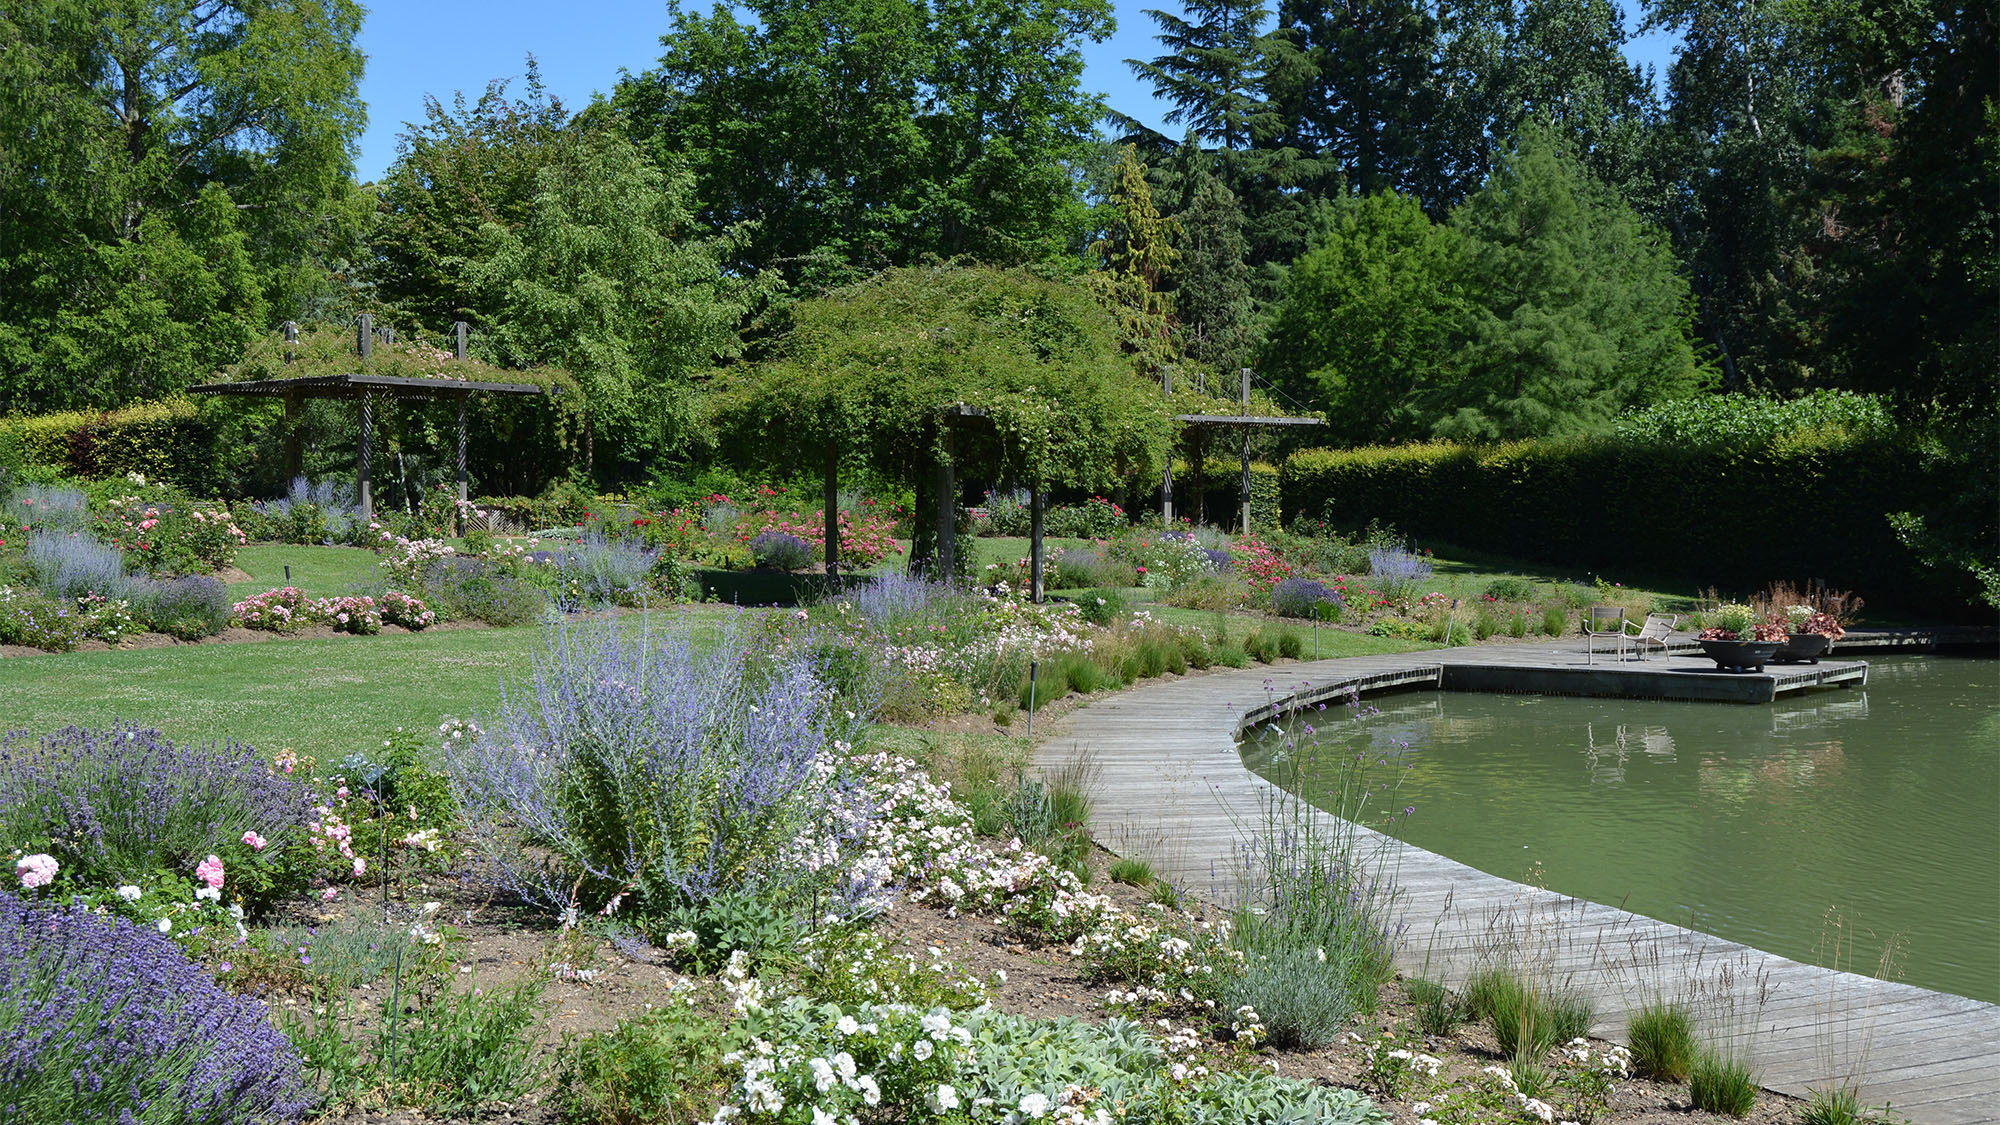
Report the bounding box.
[1035,643,2000,1124]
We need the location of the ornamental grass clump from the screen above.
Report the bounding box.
[443,622,864,920]
[0,724,310,908]
[0,892,315,1124]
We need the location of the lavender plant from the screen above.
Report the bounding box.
[549,533,661,605]
[442,622,866,918]
[1271,577,1341,619]
[0,724,310,905]
[0,892,315,1124]
[138,575,231,640]
[748,530,814,571]
[1367,545,1433,602]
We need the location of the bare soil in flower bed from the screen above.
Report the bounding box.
[291,843,1802,1125]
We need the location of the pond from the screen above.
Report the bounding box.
[1240,654,2000,1003]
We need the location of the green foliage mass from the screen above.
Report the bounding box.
[614,0,1113,288]
[1264,128,1709,442]
[0,0,366,413]
[710,266,1177,492]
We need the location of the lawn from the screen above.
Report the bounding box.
[0,606,738,760]
[228,543,387,598]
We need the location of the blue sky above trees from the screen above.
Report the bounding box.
[351,0,1678,182]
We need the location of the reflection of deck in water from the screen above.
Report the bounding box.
[1037,641,1998,1125]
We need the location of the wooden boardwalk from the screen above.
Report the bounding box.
[1033,643,2000,1124]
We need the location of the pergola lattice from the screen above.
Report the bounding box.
[189,317,549,523]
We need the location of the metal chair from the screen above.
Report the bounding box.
[1625,613,1679,660]
[1582,605,1630,663]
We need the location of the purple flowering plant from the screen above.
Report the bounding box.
[0,891,315,1124]
[443,621,869,920]
[0,724,313,917]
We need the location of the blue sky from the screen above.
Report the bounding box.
[351,1,1679,182]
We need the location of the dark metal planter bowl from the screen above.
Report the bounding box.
[1774,633,1834,664]
[1699,638,1782,672]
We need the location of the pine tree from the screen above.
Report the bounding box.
[1089,145,1180,376]
[1129,0,1275,150]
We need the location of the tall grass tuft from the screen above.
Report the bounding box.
[1689,1048,1759,1115]
[1627,999,1698,1081]
[1468,967,1594,1058]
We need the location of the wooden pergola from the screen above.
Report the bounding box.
[189,317,548,522]
[1164,368,1320,534]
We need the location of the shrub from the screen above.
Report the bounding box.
[1689,1049,1759,1115]
[1043,495,1127,539]
[0,724,311,912]
[0,892,314,1124]
[419,559,551,626]
[547,534,663,605]
[1074,587,1130,626]
[1367,544,1432,600]
[443,623,860,917]
[141,575,231,639]
[1627,999,1698,1081]
[232,585,310,631]
[25,530,139,601]
[1484,576,1537,601]
[749,530,814,571]
[1271,576,1341,619]
[378,589,435,629]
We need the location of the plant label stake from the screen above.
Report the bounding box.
[284,565,291,583]
[1027,660,1039,738]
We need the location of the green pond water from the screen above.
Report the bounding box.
[1240,654,2000,1003]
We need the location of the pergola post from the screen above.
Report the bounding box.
[358,389,374,523]
[823,441,840,577]
[454,395,469,535]
[283,391,303,484]
[1029,484,1045,604]
[356,315,374,522]
[1239,367,1253,536]
[934,426,956,580]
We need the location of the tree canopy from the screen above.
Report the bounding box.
[0,0,366,412]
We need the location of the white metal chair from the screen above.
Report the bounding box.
[1625,613,1679,660]
[1582,605,1630,663]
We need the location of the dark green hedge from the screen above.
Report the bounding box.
[0,399,227,495]
[1281,436,1968,614]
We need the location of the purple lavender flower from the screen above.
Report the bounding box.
[0,725,310,909]
[1271,577,1341,619]
[0,892,314,1122]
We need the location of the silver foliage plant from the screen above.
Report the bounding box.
[443,621,872,920]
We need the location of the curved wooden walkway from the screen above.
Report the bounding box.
[1032,644,2000,1124]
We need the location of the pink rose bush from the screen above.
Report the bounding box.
[194,855,226,889]
[230,589,431,634]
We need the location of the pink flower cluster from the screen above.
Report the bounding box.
[377,590,435,630]
[232,586,308,630]
[16,853,58,889]
[194,854,226,889]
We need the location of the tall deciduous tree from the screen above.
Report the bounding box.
[0,0,365,411]
[1260,191,1468,443]
[616,0,1110,287]
[474,132,759,469]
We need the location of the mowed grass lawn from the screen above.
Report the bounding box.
[0,606,739,760]
[228,543,388,599]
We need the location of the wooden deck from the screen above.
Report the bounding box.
[1034,642,2000,1123]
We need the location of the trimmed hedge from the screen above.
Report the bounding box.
[1281,435,1968,615]
[0,399,226,495]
